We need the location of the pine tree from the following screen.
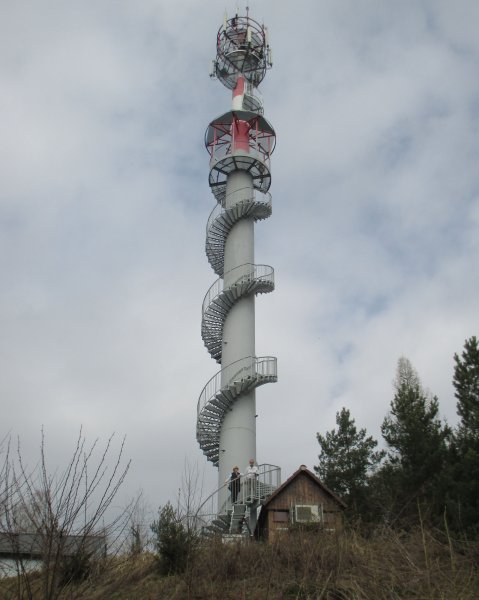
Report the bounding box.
[315,407,384,511]
[448,336,479,535]
[453,336,479,437]
[380,358,449,518]
[150,502,194,575]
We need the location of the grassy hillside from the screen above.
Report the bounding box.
[1,527,478,599]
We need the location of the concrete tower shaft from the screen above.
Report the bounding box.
[220,170,257,493]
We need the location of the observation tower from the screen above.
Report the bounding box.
[196,10,280,532]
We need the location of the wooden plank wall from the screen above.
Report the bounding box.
[262,472,344,541]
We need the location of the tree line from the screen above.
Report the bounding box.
[315,335,479,536]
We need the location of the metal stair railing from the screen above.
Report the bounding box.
[196,356,278,464]
[205,193,272,276]
[243,81,264,114]
[196,465,281,536]
[201,264,274,363]
[206,187,271,237]
[202,263,274,315]
[209,147,271,175]
[205,183,272,297]
[197,356,277,423]
[207,127,274,172]
[209,186,271,213]
[208,148,272,205]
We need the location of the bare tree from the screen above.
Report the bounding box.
[124,490,151,555]
[0,428,131,600]
[177,459,206,536]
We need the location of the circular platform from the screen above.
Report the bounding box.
[209,151,271,205]
[215,14,270,89]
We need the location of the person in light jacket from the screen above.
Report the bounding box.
[244,458,259,500]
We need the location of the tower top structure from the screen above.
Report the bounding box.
[211,10,273,90]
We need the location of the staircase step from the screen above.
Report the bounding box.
[201,406,223,417]
[233,504,246,516]
[230,504,247,534]
[209,397,230,411]
[198,416,219,425]
[217,389,235,404]
[197,357,278,462]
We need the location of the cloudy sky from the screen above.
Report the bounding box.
[1,0,478,521]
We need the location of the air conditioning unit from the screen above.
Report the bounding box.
[294,505,323,523]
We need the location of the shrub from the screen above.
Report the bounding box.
[150,502,196,575]
[58,550,93,586]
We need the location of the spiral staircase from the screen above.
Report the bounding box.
[197,356,277,466]
[205,188,271,278]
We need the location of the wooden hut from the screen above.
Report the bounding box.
[255,465,346,542]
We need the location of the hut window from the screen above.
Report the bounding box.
[294,505,323,523]
[272,511,289,523]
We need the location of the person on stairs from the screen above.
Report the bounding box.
[227,466,241,504]
[244,458,259,501]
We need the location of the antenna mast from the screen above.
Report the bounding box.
[197,9,277,534]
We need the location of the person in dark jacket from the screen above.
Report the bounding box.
[227,466,241,503]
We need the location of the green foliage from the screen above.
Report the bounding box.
[447,336,479,534]
[315,407,384,511]
[382,390,447,487]
[379,358,450,520]
[312,347,479,535]
[58,550,93,586]
[150,502,195,575]
[454,335,479,438]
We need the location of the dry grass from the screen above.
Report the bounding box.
[1,527,478,599]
